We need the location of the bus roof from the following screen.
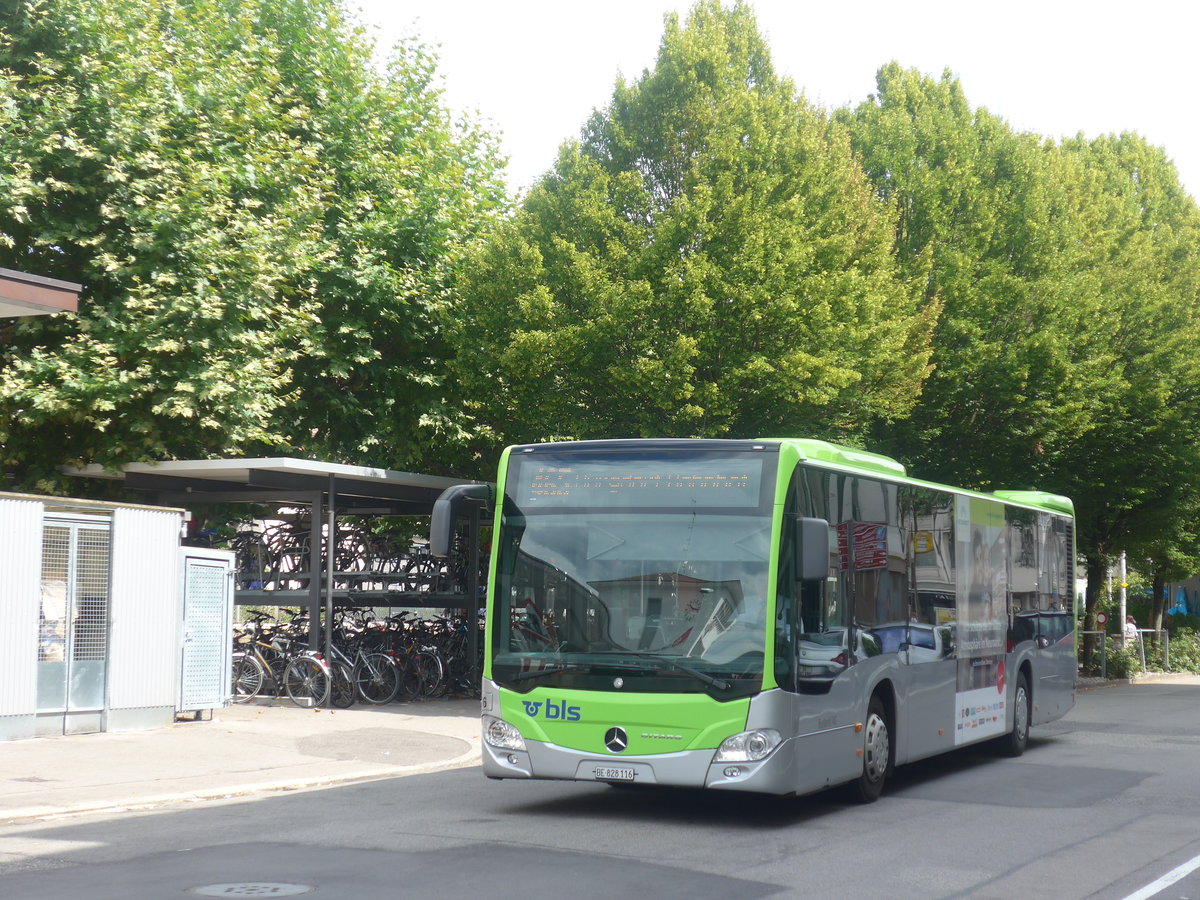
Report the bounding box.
[504,438,1074,517]
[765,438,1074,516]
[766,438,908,479]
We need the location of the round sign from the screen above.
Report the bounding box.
[1096,612,1108,626]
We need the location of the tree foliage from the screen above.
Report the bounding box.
[1049,133,1200,615]
[840,64,1120,491]
[5,0,1200,604]
[448,1,937,471]
[841,65,1200,619]
[0,0,505,489]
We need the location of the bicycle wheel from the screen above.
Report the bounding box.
[283,656,330,708]
[354,653,400,704]
[415,650,446,698]
[394,656,422,702]
[403,556,439,592]
[231,653,265,702]
[445,652,478,698]
[330,663,357,709]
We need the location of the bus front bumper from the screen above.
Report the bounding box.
[481,731,798,794]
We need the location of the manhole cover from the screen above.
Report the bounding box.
[191,885,313,897]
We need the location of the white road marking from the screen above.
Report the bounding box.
[1124,852,1200,900]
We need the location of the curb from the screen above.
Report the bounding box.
[1077,671,1199,691]
[1,747,481,826]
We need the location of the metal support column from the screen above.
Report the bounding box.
[467,502,481,689]
[324,475,336,664]
[307,492,322,651]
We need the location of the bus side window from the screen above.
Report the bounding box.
[1038,513,1069,611]
[902,485,957,653]
[797,468,843,641]
[773,510,798,691]
[1007,508,1039,613]
[849,477,906,653]
[777,472,848,688]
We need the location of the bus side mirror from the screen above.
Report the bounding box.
[796,517,830,582]
[429,483,491,557]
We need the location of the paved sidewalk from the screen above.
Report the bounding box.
[0,698,481,824]
[6,675,1194,825]
[1076,671,1200,690]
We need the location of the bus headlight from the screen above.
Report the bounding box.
[714,729,782,763]
[483,716,527,751]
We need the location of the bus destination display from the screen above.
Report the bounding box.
[513,456,764,508]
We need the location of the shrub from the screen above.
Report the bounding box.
[1156,628,1200,672]
[1077,636,1143,678]
[1106,644,1143,679]
[1164,613,1200,633]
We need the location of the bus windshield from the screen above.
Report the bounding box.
[491,448,777,700]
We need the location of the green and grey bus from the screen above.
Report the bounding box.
[434,438,1076,801]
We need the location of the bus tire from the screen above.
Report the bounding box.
[1001,673,1031,757]
[851,694,891,803]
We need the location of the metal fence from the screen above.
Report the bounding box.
[1078,628,1170,678]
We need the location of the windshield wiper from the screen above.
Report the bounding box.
[614,653,732,690]
[508,662,588,683]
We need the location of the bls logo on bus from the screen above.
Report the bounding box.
[521,699,581,721]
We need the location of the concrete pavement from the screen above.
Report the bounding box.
[0,698,481,824]
[6,673,1197,825]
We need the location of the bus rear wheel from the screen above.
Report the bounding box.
[851,694,891,803]
[1000,673,1031,757]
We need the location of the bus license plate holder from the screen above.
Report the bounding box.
[591,765,636,782]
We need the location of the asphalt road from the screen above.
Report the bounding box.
[2,679,1199,899]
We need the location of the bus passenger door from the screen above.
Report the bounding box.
[897,487,958,763]
[1033,612,1075,723]
[897,621,957,761]
[1030,514,1076,724]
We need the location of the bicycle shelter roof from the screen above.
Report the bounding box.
[0,267,81,318]
[68,457,486,515]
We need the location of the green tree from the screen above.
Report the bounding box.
[840,64,1118,491]
[260,2,507,467]
[449,2,936,472]
[0,0,505,490]
[1050,133,1200,626]
[842,67,1200,631]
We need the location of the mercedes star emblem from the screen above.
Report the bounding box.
[604,726,629,753]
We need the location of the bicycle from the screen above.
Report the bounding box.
[380,612,444,699]
[231,610,305,703]
[302,611,404,708]
[282,650,331,708]
[228,609,338,710]
[328,640,401,707]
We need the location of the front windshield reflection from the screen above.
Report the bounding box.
[492,512,771,697]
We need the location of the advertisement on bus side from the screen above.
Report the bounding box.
[954,496,1008,743]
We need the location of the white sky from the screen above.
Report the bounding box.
[352,0,1198,201]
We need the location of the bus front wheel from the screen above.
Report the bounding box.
[851,694,891,803]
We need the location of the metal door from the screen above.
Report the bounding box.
[38,517,111,735]
[180,552,234,711]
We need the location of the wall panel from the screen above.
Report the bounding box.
[107,508,183,714]
[0,497,43,722]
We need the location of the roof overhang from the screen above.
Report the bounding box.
[68,457,487,515]
[0,267,82,317]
